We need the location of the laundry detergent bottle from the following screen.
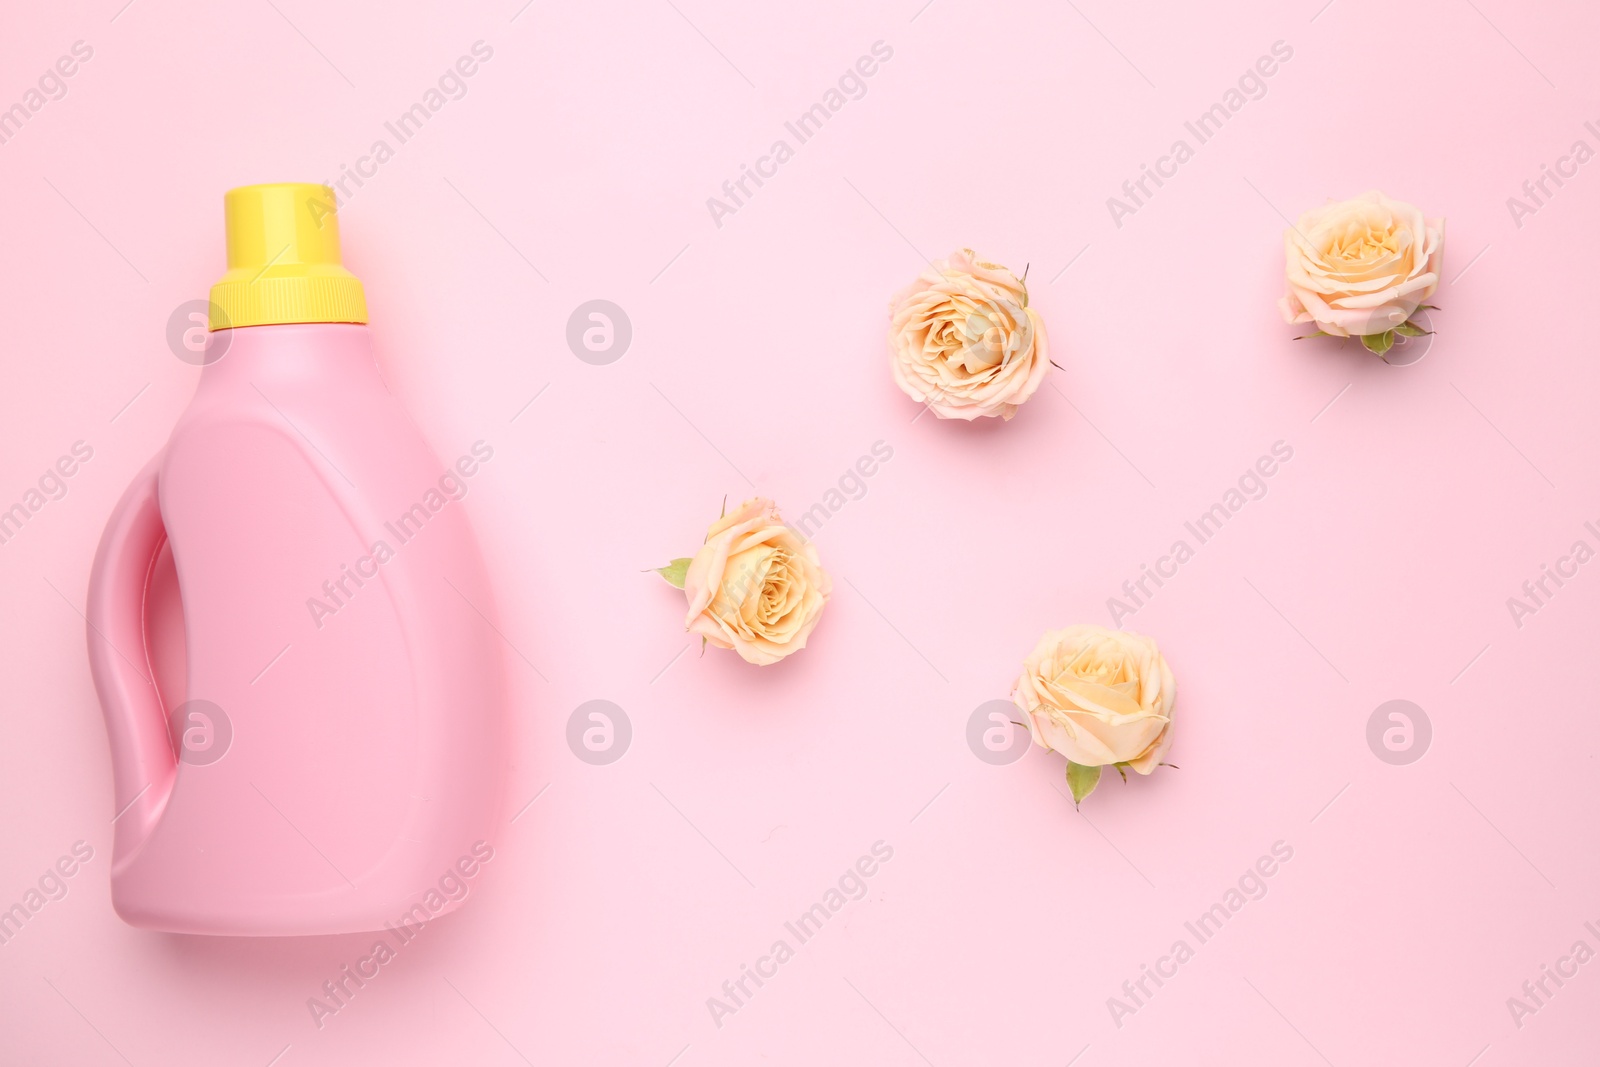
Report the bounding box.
[87,183,508,935]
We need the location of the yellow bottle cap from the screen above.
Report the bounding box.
[209,183,368,330]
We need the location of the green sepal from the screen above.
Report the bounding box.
[1361,330,1395,356]
[1066,761,1101,807]
[655,557,692,588]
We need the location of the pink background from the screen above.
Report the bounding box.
[3,0,1599,1062]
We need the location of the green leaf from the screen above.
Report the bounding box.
[1292,330,1329,340]
[1066,762,1101,807]
[654,557,693,588]
[1114,762,1129,783]
[1394,322,1431,338]
[1361,330,1395,356]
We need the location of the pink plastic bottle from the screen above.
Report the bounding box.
[87,183,507,935]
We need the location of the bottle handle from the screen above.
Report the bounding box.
[87,455,178,860]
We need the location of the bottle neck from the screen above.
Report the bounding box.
[198,322,375,394]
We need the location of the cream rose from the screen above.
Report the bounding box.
[672,498,830,666]
[1012,625,1175,803]
[1279,190,1445,340]
[888,249,1049,420]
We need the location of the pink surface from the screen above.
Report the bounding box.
[1,0,1597,1063]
